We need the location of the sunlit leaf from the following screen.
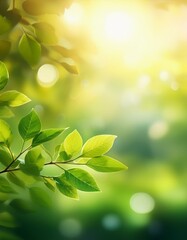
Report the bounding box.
[19,33,41,66]
[54,174,78,199]
[29,187,52,208]
[0,212,18,228]
[32,128,67,147]
[64,130,83,158]
[0,15,11,35]
[20,147,45,176]
[65,168,100,192]
[87,156,128,172]
[0,61,9,90]
[9,198,34,213]
[0,119,12,144]
[0,40,11,59]
[7,172,25,188]
[0,176,16,193]
[18,109,41,140]
[82,135,117,157]
[0,106,14,118]
[0,145,12,166]
[0,90,31,107]
[43,177,56,192]
[61,62,78,74]
[33,22,58,45]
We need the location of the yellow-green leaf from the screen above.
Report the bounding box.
[0,90,31,107]
[0,119,12,144]
[0,61,9,90]
[0,15,11,35]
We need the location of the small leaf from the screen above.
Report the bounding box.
[82,135,117,157]
[54,174,78,199]
[0,145,12,166]
[0,61,9,90]
[19,33,41,66]
[9,198,34,213]
[0,119,12,144]
[32,128,67,147]
[29,187,52,208]
[20,147,45,176]
[63,130,83,158]
[61,62,78,74]
[0,40,11,59]
[87,156,128,172]
[7,172,25,188]
[0,90,31,107]
[18,109,41,141]
[0,176,16,193]
[0,106,14,118]
[43,177,56,192]
[0,15,11,35]
[22,0,46,15]
[33,22,58,45]
[0,212,18,228]
[65,168,100,192]
[51,45,74,58]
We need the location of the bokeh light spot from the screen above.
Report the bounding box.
[63,3,84,26]
[37,64,59,87]
[130,192,155,214]
[102,214,121,230]
[59,218,82,238]
[148,121,169,139]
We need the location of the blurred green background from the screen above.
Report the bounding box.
[3,0,187,239]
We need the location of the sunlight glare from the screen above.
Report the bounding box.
[63,3,84,26]
[148,121,169,140]
[37,64,59,87]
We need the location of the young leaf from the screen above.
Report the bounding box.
[63,130,83,158]
[18,109,41,140]
[7,172,25,188]
[82,135,117,157]
[65,168,100,192]
[32,128,67,147]
[87,156,128,172]
[29,187,52,208]
[20,147,45,176]
[0,61,9,90]
[43,177,56,192]
[61,62,78,74]
[0,15,11,35]
[0,176,16,193]
[54,174,78,199]
[0,90,31,107]
[0,145,12,166]
[19,33,41,66]
[0,119,12,144]
[33,22,58,45]
[0,106,14,118]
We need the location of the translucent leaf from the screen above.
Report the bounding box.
[82,135,117,157]
[65,168,100,192]
[0,61,9,90]
[9,198,34,213]
[0,15,11,35]
[0,119,12,144]
[33,22,58,45]
[0,40,11,59]
[61,62,78,74]
[7,172,25,188]
[19,33,41,66]
[18,109,41,140]
[0,106,14,118]
[0,90,31,107]
[32,128,67,147]
[0,212,18,228]
[0,176,16,193]
[20,147,45,176]
[43,177,56,192]
[87,156,128,172]
[29,187,52,208]
[54,174,78,199]
[64,130,83,158]
[0,145,12,166]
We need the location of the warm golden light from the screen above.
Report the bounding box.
[63,3,84,26]
[37,64,59,87]
[130,193,155,214]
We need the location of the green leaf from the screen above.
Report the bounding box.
[7,172,25,188]
[0,90,31,107]
[5,9,21,27]
[0,212,18,228]
[18,109,41,141]
[32,128,67,147]
[0,119,12,144]
[9,198,34,213]
[0,15,11,35]
[54,174,78,199]
[19,33,41,66]
[20,147,45,176]
[65,168,100,192]
[61,62,78,74]
[0,40,11,59]
[0,61,9,90]
[43,177,56,192]
[0,145,12,166]
[82,135,117,157]
[63,130,83,158]
[0,106,14,118]
[0,176,16,193]
[33,22,58,45]
[29,187,52,208]
[87,156,128,172]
